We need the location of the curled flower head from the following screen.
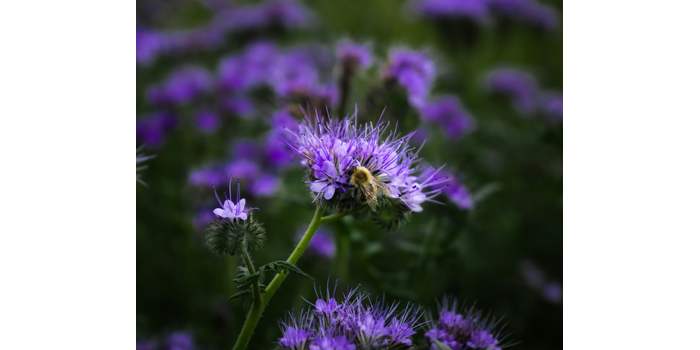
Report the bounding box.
[288,112,445,217]
[278,286,422,350]
[426,299,505,350]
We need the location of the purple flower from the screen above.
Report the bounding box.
[212,181,250,221]
[279,287,421,349]
[194,110,220,134]
[225,159,260,180]
[420,95,476,139]
[435,169,473,209]
[136,339,158,350]
[224,95,256,119]
[384,48,436,108]
[539,92,562,121]
[137,29,166,66]
[165,331,195,350]
[542,282,562,303]
[218,41,279,91]
[489,0,558,30]
[251,174,280,197]
[147,66,212,106]
[137,112,177,147]
[426,301,504,350]
[308,229,336,259]
[271,51,321,98]
[336,40,373,71]
[485,68,540,115]
[193,209,216,231]
[262,0,316,29]
[279,327,311,349]
[288,113,445,212]
[412,0,490,24]
[189,166,225,187]
[309,335,355,350]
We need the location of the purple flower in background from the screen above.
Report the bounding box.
[224,95,256,119]
[251,174,280,197]
[147,66,213,106]
[485,68,540,115]
[521,260,562,304]
[489,0,558,30]
[271,50,322,98]
[336,40,373,71]
[137,29,166,66]
[279,327,311,349]
[232,139,262,160]
[421,95,476,139]
[218,41,279,91]
[542,282,562,303]
[426,301,503,350]
[136,339,158,350]
[194,110,220,134]
[165,331,195,350]
[279,287,421,349]
[412,0,490,24]
[308,229,335,259]
[193,209,217,230]
[539,92,562,121]
[288,113,445,212]
[137,112,177,147]
[435,169,473,210]
[384,48,436,108]
[189,166,226,187]
[225,159,260,180]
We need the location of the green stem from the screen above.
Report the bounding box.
[321,212,345,223]
[231,206,324,350]
[240,241,261,305]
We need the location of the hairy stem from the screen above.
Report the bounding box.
[240,240,261,305]
[231,206,324,350]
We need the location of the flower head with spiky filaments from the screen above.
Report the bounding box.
[426,299,506,350]
[287,112,445,215]
[278,286,423,350]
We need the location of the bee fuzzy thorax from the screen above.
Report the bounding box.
[350,166,373,186]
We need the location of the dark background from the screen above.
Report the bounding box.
[137,0,562,349]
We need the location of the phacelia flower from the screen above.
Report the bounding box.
[307,229,336,259]
[212,180,251,221]
[194,110,221,134]
[336,40,373,71]
[426,300,504,350]
[420,95,476,139]
[489,0,558,31]
[287,113,445,215]
[278,287,422,350]
[147,65,212,106]
[484,68,539,115]
[205,182,265,256]
[539,91,562,121]
[412,0,490,24]
[165,331,195,350]
[137,112,177,147]
[436,169,474,210]
[383,48,436,108]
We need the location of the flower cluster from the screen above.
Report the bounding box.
[411,0,558,31]
[426,302,504,350]
[336,40,374,72]
[137,0,315,66]
[288,113,445,214]
[278,289,422,350]
[484,67,562,121]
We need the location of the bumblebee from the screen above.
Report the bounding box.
[350,166,388,209]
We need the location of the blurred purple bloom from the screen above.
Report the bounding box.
[489,0,558,30]
[224,95,256,119]
[137,112,177,147]
[147,66,213,106]
[232,139,262,160]
[251,174,280,197]
[288,113,445,212]
[194,110,220,134]
[384,48,436,108]
[272,51,321,97]
[413,0,490,24]
[435,169,473,209]
[189,166,226,187]
[136,339,158,350]
[193,209,217,231]
[225,159,260,180]
[542,282,562,303]
[485,68,540,115]
[308,229,335,259]
[263,0,315,29]
[336,40,373,71]
[421,95,476,139]
[539,92,562,120]
[218,41,279,91]
[521,260,562,303]
[136,29,166,66]
[165,331,195,350]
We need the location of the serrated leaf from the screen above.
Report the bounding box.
[260,260,313,280]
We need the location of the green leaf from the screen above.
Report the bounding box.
[260,260,313,280]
